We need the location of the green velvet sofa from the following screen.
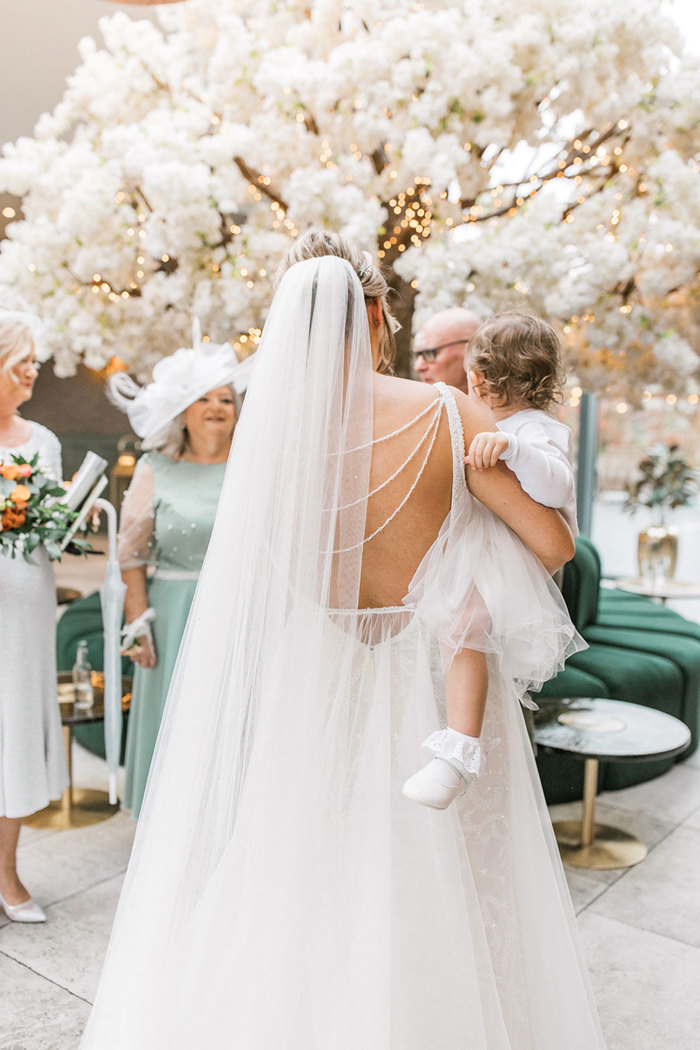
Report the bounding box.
[534,536,700,803]
[59,539,700,808]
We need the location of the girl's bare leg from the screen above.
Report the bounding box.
[403,648,488,809]
[445,648,488,736]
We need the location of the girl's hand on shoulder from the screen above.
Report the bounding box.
[466,431,509,470]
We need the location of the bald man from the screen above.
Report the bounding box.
[412,307,481,394]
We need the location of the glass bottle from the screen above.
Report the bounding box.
[72,639,94,710]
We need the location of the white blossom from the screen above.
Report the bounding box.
[0,0,696,396]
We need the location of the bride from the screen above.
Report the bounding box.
[81,232,606,1049]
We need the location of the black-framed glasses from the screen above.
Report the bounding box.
[411,339,469,364]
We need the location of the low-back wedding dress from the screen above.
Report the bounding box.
[81,257,606,1049]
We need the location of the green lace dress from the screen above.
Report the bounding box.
[118,452,227,818]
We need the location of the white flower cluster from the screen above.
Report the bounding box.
[0,0,697,395]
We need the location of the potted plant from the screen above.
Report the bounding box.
[625,442,698,581]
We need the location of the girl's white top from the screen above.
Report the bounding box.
[496,409,578,535]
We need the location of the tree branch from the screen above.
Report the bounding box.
[233,156,289,211]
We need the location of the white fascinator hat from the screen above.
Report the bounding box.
[108,320,254,448]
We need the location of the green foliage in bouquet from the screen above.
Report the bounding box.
[0,453,93,562]
[624,442,699,517]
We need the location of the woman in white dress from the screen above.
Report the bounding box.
[81,235,606,1049]
[0,311,68,924]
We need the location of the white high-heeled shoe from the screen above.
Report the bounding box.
[402,758,471,810]
[0,891,47,923]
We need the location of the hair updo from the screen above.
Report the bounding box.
[276,231,399,374]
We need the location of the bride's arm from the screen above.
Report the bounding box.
[453,389,575,573]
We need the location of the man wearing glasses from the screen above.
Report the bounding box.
[412,307,481,394]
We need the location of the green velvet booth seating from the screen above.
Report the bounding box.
[60,544,700,807]
[56,592,134,761]
[534,536,700,803]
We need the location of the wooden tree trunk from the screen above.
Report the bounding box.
[385,265,417,379]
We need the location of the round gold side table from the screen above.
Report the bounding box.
[25,672,132,831]
[535,697,691,870]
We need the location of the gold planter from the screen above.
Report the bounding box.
[637,525,678,582]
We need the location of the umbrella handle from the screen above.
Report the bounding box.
[95,498,118,561]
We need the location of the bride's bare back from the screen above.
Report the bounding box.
[359,373,573,608]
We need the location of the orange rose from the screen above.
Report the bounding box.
[9,484,31,503]
[0,464,20,481]
[2,506,26,530]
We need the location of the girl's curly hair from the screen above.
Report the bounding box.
[467,312,566,411]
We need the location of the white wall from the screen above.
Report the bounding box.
[0,1,156,146]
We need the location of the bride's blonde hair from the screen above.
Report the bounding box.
[277,231,398,374]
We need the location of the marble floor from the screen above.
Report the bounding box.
[2,497,700,1048]
[2,743,700,1049]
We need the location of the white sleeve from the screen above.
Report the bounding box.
[499,423,574,511]
[47,431,63,484]
[117,457,156,570]
[34,425,62,482]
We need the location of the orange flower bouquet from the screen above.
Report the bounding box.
[0,454,93,562]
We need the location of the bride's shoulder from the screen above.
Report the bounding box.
[374,373,441,408]
[445,386,496,442]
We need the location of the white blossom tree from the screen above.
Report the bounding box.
[0,0,698,397]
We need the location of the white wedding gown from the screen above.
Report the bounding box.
[81,258,605,1049]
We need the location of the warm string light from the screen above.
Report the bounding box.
[82,272,135,301]
[462,121,636,227]
[566,387,699,408]
[378,177,433,260]
[38,116,656,342]
[561,311,699,408]
[568,385,583,408]
[233,327,262,353]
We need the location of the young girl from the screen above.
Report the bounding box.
[465,312,576,535]
[403,312,576,810]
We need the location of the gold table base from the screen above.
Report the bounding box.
[25,723,119,830]
[26,788,118,830]
[553,819,647,870]
[553,757,647,870]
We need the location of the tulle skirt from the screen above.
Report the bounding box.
[81,605,604,1050]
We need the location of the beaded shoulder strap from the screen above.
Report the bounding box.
[434,383,468,504]
[329,391,444,553]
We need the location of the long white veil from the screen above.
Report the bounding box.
[81,256,374,1046]
[82,254,606,1050]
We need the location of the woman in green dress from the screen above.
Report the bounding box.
[110,327,252,818]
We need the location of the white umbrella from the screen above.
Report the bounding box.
[95,498,126,804]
